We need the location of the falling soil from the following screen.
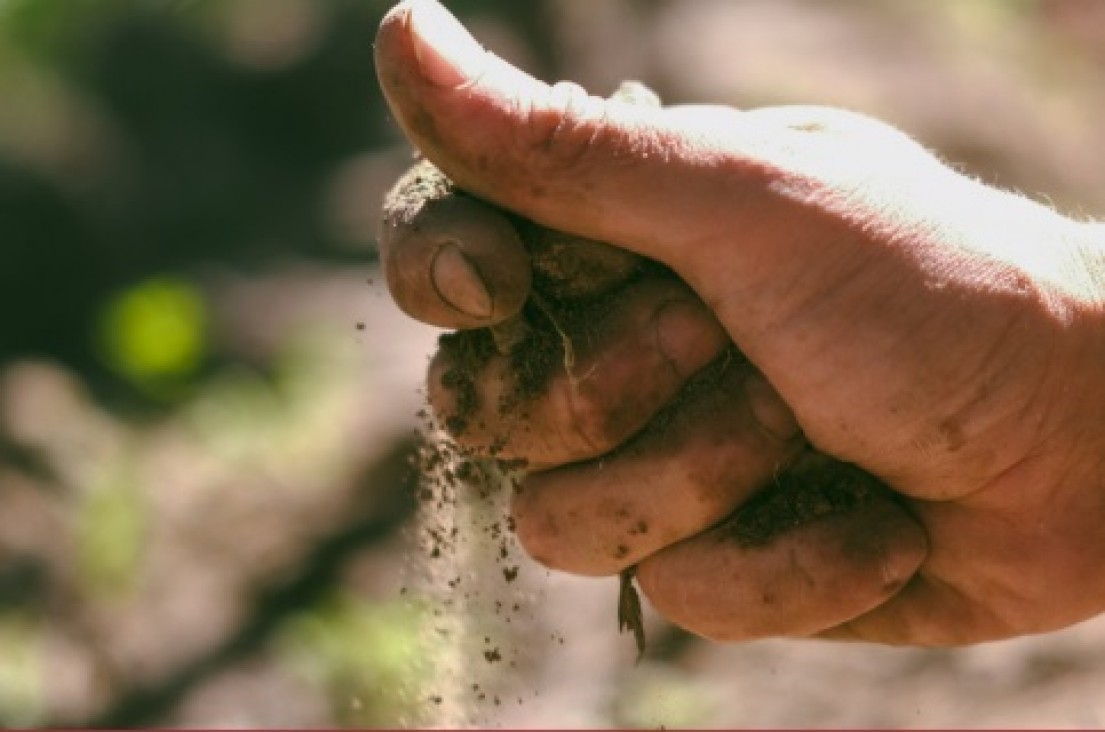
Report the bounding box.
[408,407,536,726]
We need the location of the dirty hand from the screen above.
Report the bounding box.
[375,0,1105,645]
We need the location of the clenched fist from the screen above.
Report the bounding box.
[375,0,1105,646]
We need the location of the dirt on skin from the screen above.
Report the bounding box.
[436,298,566,437]
[437,320,880,544]
[392,158,887,663]
[726,450,878,547]
[431,275,883,658]
[384,91,884,681]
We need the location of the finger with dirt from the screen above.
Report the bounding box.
[426,275,729,466]
[511,355,807,577]
[636,453,928,641]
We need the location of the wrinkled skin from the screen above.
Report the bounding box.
[375,0,1105,645]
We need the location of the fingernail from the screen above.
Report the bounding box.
[408,0,486,88]
[743,371,800,440]
[431,243,493,319]
[654,299,727,379]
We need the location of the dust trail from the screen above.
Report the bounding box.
[404,425,537,728]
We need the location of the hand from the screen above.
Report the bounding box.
[374,0,1105,645]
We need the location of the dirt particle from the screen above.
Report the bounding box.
[455,460,478,482]
[444,414,468,438]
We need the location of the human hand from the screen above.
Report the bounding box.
[375,0,1105,645]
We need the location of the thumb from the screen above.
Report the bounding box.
[373,0,797,292]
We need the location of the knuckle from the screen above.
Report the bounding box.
[563,384,625,457]
[514,80,611,179]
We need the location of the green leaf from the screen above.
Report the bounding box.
[96,276,209,395]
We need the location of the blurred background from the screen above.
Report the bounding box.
[1,0,1104,727]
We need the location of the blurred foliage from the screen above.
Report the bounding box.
[96,276,208,398]
[279,593,424,726]
[611,666,716,729]
[0,317,420,727]
[0,0,559,408]
[75,455,146,596]
[0,611,41,727]
[0,0,395,406]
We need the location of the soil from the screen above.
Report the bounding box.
[382,158,451,226]
[436,302,563,437]
[725,450,878,547]
[510,215,644,302]
[436,286,612,441]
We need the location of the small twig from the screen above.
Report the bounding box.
[618,566,646,663]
